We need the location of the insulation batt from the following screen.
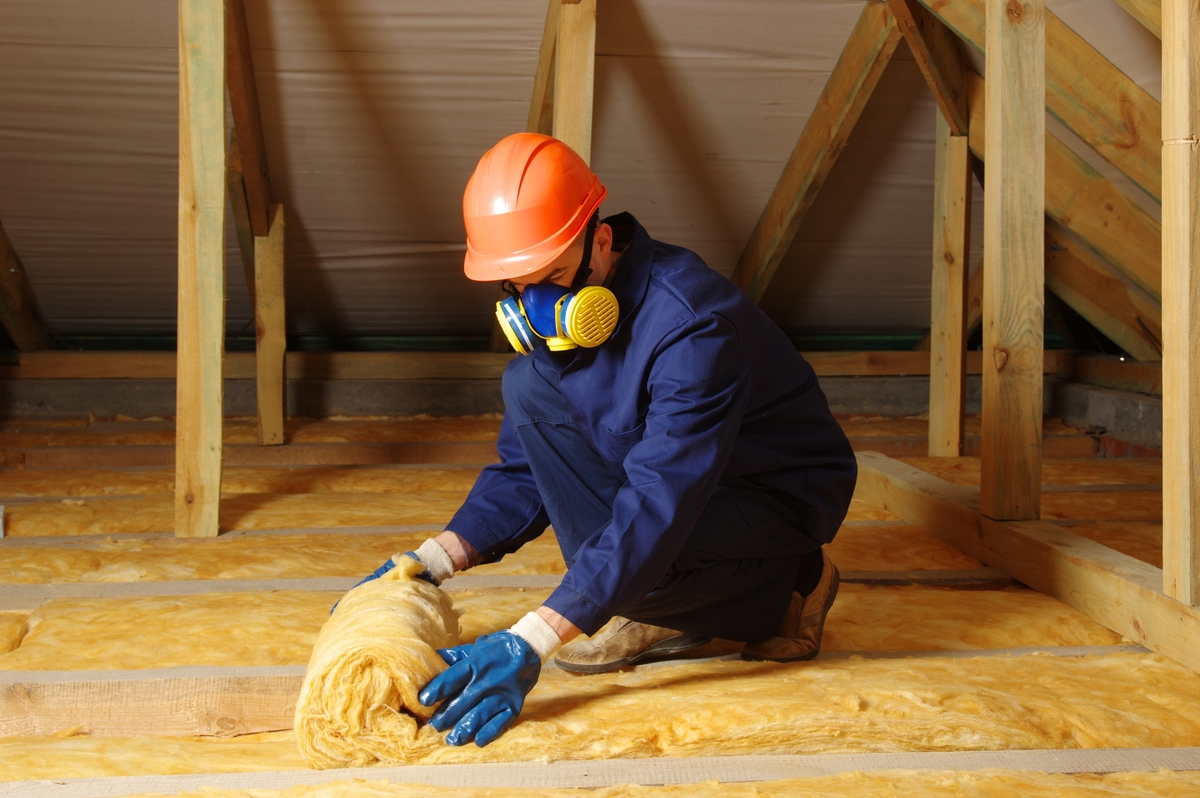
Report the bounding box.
[293,557,460,769]
[110,769,1200,798]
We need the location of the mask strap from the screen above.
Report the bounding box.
[570,213,600,291]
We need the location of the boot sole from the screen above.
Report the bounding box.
[741,565,841,663]
[554,633,713,674]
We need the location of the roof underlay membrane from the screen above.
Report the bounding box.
[0,0,1162,340]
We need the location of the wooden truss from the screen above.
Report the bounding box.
[0,220,52,353]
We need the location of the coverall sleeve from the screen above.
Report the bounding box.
[446,411,551,563]
[543,313,751,634]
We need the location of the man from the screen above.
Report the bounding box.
[355,132,857,749]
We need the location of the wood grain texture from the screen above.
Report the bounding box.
[918,0,1162,201]
[1161,0,1200,605]
[226,130,256,303]
[856,452,1200,674]
[1065,354,1162,396]
[0,666,301,737]
[730,3,902,302]
[527,0,560,136]
[1045,222,1163,363]
[0,220,52,353]
[254,204,286,446]
[979,0,1044,521]
[1113,0,1162,38]
[964,71,1162,300]
[928,116,972,457]
[176,0,227,539]
[225,0,271,235]
[553,0,596,164]
[887,0,969,134]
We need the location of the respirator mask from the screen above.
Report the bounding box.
[494,214,620,356]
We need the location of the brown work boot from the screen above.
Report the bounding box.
[553,617,711,674]
[742,552,840,662]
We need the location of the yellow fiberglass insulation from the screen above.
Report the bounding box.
[293,556,460,769]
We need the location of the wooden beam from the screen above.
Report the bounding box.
[964,71,1162,302]
[887,0,969,134]
[0,220,52,353]
[1113,0,1161,38]
[177,0,227,539]
[1161,0,1200,606]
[527,0,560,136]
[730,3,902,303]
[552,0,597,163]
[227,130,257,304]
[1045,222,1163,363]
[0,349,1068,381]
[928,114,972,456]
[916,0,1162,202]
[980,0,1044,521]
[225,0,271,236]
[1064,353,1162,397]
[254,204,286,446]
[856,452,1200,674]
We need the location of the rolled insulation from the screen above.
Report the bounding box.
[293,557,460,769]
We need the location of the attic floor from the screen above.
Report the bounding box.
[0,414,1194,797]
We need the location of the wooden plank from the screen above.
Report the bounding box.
[964,71,1162,300]
[553,0,596,163]
[0,666,301,738]
[177,0,227,539]
[887,0,969,134]
[527,0,560,136]
[928,115,972,456]
[1113,0,1161,38]
[979,0,1044,521]
[225,0,271,236]
[730,4,903,302]
[0,220,52,353]
[1162,0,1200,606]
[1065,354,1162,397]
[1045,222,1163,363]
[226,130,256,303]
[254,204,286,446]
[856,452,1200,674]
[917,0,1162,202]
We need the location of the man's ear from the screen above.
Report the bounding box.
[593,222,613,258]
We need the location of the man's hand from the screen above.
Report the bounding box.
[418,631,541,747]
[330,539,456,614]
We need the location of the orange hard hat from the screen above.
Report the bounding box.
[463,133,607,281]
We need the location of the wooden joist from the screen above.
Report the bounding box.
[177,0,227,539]
[927,114,972,457]
[1161,0,1200,606]
[979,0,1044,521]
[917,0,1162,202]
[0,220,52,353]
[856,452,1200,674]
[254,204,286,446]
[886,0,969,134]
[730,2,902,303]
[0,349,1069,380]
[1063,353,1162,397]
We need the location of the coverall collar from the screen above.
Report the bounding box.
[601,212,652,337]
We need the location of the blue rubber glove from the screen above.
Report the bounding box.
[418,631,541,747]
[330,551,435,614]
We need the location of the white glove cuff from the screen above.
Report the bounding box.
[412,539,456,585]
[510,611,563,663]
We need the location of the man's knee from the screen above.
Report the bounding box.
[502,355,570,425]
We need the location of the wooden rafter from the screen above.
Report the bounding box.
[227,131,257,303]
[0,219,52,352]
[177,0,227,539]
[226,0,272,237]
[886,0,968,135]
[964,71,1161,301]
[1113,0,1161,38]
[526,0,560,136]
[731,2,902,303]
[1161,0,1200,605]
[918,0,1161,202]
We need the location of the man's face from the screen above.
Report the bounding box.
[507,235,586,293]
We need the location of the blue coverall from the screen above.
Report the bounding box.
[447,213,858,643]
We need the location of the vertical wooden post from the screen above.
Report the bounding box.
[979,0,1044,520]
[176,0,227,539]
[254,204,286,446]
[553,0,597,164]
[928,113,972,456]
[1162,0,1200,605]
